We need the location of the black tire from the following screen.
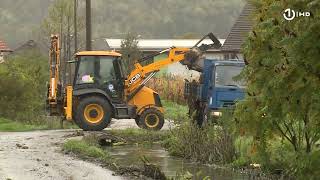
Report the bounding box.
[74,96,112,131]
[138,108,164,130]
[135,117,143,128]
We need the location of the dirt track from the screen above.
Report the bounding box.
[0,119,173,180]
[0,130,123,180]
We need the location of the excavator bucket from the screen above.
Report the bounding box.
[180,32,222,72]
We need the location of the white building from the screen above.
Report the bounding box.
[97,38,226,77]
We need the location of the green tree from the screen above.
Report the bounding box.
[120,32,142,76]
[234,0,320,173]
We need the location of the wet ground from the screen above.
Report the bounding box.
[105,144,249,180]
[0,130,123,180]
[0,119,173,180]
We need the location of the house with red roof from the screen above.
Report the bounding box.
[0,39,12,63]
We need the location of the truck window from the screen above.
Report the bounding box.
[215,65,245,87]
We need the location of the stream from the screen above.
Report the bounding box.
[105,144,249,179]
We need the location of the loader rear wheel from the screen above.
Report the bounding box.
[74,96,112,131]
[138,108,164,130]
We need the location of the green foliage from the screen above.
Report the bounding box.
[0,117,46,132]
[293,151,320,180]
[232,136,254,167]
[234,0,320,177]
[120,32,142,76]
[163,122,235,164]
[0,51,48,122]
[63,139,110,161]
[162,100,188,123]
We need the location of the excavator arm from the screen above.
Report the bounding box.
[124,33,222,100]
[48,34,61,107]
[125,47,189,94]
[46,34,72,119]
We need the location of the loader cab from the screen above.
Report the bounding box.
[72,51,125,102]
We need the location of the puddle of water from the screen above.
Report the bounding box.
[105,144,249,180]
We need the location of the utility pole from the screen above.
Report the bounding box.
[86,0,92,51]
[74,0,78,53]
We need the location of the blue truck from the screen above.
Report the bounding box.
[184,59,246,126]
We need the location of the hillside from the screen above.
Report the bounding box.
[0,0,245,48]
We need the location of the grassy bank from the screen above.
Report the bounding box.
[0,117,46,132]
[64,139,111,162]
[0,117,77,132]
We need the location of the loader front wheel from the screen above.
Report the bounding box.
[74,96,112,131]
[135,118,143,128]
[138,108,164,130]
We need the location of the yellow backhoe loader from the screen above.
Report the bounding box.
[46,33,222,131]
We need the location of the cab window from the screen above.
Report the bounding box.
[76,56,116,85]
[99,56,116,84]
[76,56,95,84]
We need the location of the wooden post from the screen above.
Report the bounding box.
[74,0,78,53]
[86,0,92,51]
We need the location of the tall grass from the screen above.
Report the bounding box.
[147,74,186,105]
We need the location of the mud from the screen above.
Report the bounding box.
[0,119,173,180]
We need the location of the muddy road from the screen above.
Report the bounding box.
[0,119,173,180]
[0,130,122,180]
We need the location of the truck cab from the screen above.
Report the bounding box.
[184,59,245,125]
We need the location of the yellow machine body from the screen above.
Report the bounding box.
[48,35,60,105]
[128,86,164,115]
[46,33,220,130]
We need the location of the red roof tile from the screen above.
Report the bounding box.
[0,40,12,52]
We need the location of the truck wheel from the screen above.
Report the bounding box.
[138,108,164,130]
[74,96,112,131]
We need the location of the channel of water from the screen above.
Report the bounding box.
[104,144,249,179]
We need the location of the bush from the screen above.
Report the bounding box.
[0,51,48,122]
[163,121,235,164]
[293,151,320,180]
[232,136,254,167]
